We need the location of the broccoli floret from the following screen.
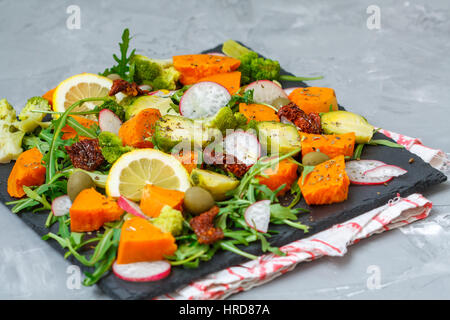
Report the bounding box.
[204,107,250,133]
[205,107,237,133]
[151,67,180,90]
[131,54,180,90]
[0,99,17,122]
[234,112,248,130]
[16,97,51,133]
[94,99,126,122]
[151,205,184,236]
[222,40,323,85]
[98,131,133,164]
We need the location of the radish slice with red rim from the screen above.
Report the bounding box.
[179,81,231,119]
[224,131,261,166]
[208,52,226,56]
[117,196,149,220]
[52,195,72,217]
[364,165,407,180]
[98,109,122,135]
[345,160,388,185]
[112,260,171,282]
[244,80,289,109]
[284,87,301,96]
[244,200,271,233]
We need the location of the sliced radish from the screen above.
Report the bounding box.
[364,164,407,180]
[98,109,122,135]
[52,195,72,217]
[244,80,289,109]
[284,87,301,96]
[208,52,226,57]
[179,81,231,119]
[117,196,149,220]
[244,200,271,233]
[345,160,388,185]
[224,131,261,166]
[138,84,152,91]
[112,260,171,282]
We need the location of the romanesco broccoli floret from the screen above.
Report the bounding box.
[98,131,133,164]
[17,97,51,132]
[151,205,184,236]
[131,54,180,90]
[222,40,322,85]
[94,99,126,121]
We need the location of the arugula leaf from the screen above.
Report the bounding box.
[227,89,254,112]
[368,139,405,149]
[100,28,136,82]
[301,165,315,185]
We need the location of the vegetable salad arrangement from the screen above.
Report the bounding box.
[2,29,405,285]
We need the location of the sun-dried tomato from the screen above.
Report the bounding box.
[108,79,149,97]
[277,102,321,134]
[65,139,105,171]
[190,206,224,244]
[203,150,250,178]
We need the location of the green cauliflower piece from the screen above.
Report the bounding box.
[98,131,133,164]
[0,99,17,122]
[94,99,126,122]
[0,99,25,163]
[16,97,51,133]
[131,54,180,90]
[0,128,24,163]
[151,205,184,236]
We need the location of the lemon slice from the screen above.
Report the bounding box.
[106,149,190,201]
[53,73,112,119]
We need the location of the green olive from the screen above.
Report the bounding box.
[302,151,330,166]
[67,171,96,202]
[183,186,215,215]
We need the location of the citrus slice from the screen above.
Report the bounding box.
[106,149,190,201]
[52,73,112,119]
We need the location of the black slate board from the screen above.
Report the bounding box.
[0,44,447,300]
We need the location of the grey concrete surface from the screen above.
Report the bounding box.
[0,0,449,299]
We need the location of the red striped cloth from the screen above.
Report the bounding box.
[157,129,448,300]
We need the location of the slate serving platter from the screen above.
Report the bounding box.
[0,43,447,300]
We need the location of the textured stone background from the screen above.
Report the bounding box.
[0,0,449,299]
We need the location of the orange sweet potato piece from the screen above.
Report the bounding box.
[61,115,97,140]
[299,155,350,205]
[239,103,280,123]
[173,54,241,85]
[140,184,185,218]
[257,158,298,196]
[288,87,338,114]
[116,217,177,264]
[70,188,124,232]
[42,87,56,106]
[301,132,355,159]
[118,108,161,148]
[173,150,200,174]
[7,148,46,198]
[197,71,241,94]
